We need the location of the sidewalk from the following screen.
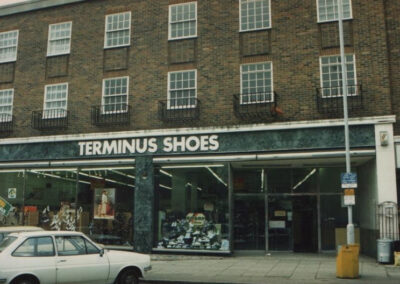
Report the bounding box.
[143,251,400,284]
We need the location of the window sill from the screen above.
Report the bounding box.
[168,36,197,42]
[317,18,353,24]
[103,44,131,50]
[0,59,16,64]
[46,52,70,58]
[239,27,271,33]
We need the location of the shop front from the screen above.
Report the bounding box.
[0,117,396,254]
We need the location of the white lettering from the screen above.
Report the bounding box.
[148,138,158,153]
[102,140,118,155]
[78,142,85,156]
[173,136,186,152]
[163,137,173,152]
[209,135,219,150]
[186,136,200,151]
[200,135,209,151]
[123,139,136,154]
[117,140,123,154]
[92,141,102,155]
[136,138,148,154]
[85,142,93,155]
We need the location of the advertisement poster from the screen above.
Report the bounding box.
[8,188,16,199]
[93,188,115,220]
[0,196,13,217]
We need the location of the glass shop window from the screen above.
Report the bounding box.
[155,164,230,251]
[16,166,134,249]
[24,169,78,231]
[77,166,135,247]
[0,171,25,226]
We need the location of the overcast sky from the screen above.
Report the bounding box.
[0,0,30,6]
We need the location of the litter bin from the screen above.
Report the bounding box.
[377,239,393,264]
[336,244,360,279]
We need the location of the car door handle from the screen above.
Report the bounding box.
[57,260,67,263]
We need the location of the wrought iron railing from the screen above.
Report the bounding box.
[233,92,278,119]
[0,113,13,134]
[158,98,200,122]
[316,85,363,115]
[91,104,131,126]
[31,109,69,130]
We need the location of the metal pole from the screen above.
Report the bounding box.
[338,0,355,244]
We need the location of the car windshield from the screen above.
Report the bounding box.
[0,236,17,252]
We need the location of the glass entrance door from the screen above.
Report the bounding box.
[233,194,265,250]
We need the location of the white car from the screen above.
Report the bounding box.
[0,231,151,284]
[0,226,44,242]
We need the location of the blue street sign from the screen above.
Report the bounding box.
[341,172,357,188]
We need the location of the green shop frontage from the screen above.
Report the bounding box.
[0,117,396,256]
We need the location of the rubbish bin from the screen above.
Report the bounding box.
[336,244,360,279]
[377,239,393,264]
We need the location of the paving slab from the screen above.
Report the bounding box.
[143,252,400,284]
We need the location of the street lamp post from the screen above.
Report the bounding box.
[338,0,355,245]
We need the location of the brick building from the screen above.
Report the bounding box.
[0,0,398,256]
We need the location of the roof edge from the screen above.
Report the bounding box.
[0,0,87,17]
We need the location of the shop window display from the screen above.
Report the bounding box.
[155,164,230,251]
[77,167,135,247]
[0,167,135,248]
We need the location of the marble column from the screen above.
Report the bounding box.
[134,156,154,253]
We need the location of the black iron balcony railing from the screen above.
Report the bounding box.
[0,114,14,134]
[316,85,363,115]
[31,109,69,130]
[233,92,279,120]
[158,98,200,122]
[91,104,131,126]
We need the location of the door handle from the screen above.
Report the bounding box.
[57,260,67,263]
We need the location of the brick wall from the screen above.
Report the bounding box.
[384,0,400,134]
[0,0,395,138]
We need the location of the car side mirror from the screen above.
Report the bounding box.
[99,248,104,257]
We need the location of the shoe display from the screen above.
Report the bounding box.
[158,213,223,250]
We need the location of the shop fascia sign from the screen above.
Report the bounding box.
[0,196,13,217]
[78,134,219,156]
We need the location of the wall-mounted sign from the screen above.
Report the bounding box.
[343,189,356,206]
[78,135,219,156]
[8,188,16,199]
[0,125,375,162]
[341,172,357,188]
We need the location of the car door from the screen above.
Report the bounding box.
[55,235,109,284]
[11,236,57,284]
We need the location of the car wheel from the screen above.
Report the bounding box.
[14,277,37,284]
[119,269,139,284]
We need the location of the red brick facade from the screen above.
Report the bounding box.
[0,0,398,137]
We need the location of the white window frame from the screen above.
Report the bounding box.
[168,1,197,40]
[102,76,129,114]
[0,88,14,122]
[167,69,197,109]
[0,30,19,63]
[317,0,353,23]
[239,0,272,32]
[240,62,274,104]
[47,21,72,57]
[43,83,69,119]
[319,54,357,98]
[104,11,131,49]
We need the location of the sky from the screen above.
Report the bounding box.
[0,0,30,6]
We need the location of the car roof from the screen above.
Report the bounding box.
[9,230,85,237]
[0,226,44,233]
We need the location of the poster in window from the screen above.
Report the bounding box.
[93,188,115,220]
[8,188,17,199]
